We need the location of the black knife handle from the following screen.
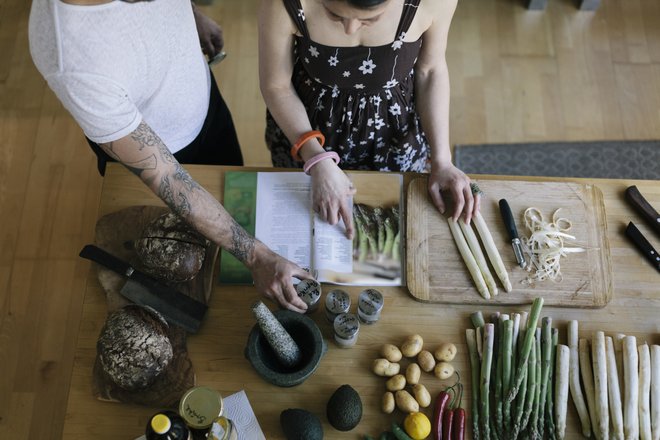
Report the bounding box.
[625,222,660,272]
[625,186,660,237]
[499,199,519,240]
[79,244,133,277]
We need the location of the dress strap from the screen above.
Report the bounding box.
[395,0,422,39]
[282,0,310,39]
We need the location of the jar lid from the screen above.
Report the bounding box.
[150,414,172,434]
[296,279,321,305]
[333,313,360,339]
[179,386,224,429]
[358,289,384,315]
[325,289,351,314]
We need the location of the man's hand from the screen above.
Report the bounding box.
[249,243,314,313]
[192,2,224,58]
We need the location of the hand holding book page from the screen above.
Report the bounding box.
[219,171,403,286]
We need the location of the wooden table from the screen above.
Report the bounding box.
[63,164,659,439]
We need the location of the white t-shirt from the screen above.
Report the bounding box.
[28,0,210,152]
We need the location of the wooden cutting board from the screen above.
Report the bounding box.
[90,205,219,406]
[406,177,612,307]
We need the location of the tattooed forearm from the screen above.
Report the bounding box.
[229,219,255,263]
[173,163,202,192]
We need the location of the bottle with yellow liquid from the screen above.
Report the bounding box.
[145,411,192,440]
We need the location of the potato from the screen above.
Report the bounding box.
[417,350,436,372]
[380,343,403,363]
[405,363,421,385]
[435,342,458,362]
[395,389,419,413]
[412,383,432,408]
[382,391,395,414]
[385,374,406,391]
[434,361,455,380]
[372,358,400,377]
[401,334,424,358]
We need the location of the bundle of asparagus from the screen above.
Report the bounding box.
[465,298,572,440]
[353,203,400,263]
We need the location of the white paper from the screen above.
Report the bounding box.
[255,172,313,269]
[223,390,266,440]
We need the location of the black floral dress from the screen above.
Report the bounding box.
[266,0,430,172]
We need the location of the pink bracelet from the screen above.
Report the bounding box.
[303,151,341,175]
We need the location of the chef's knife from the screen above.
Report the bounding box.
[499,199,527,268]
[79,244,207,333]
[625,222,660,273]
[625,185,660,238]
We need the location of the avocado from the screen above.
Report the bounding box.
[326,384,363,431]
[280,408,323,440]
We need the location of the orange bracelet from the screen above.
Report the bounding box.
[291,130,325,162]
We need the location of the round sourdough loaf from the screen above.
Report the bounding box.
[97,305,173,391]
[134,212,208,282]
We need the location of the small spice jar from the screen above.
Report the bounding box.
[209,416,238,440]
[357,288,384,324]
[325,289,351,323]
[179,386,224,433]
[295,279,322,313]
[333,313,360,348]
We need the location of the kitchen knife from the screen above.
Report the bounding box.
[499,199,527,268]
[625,222,660,273]
[79,244,207,333]
[625,185,660,237]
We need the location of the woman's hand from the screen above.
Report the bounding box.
[249,243,315,313]
[309,160,356,239]
[428,163,481,223]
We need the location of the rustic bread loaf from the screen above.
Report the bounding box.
[134,212,209,282]
[97,305,173,391]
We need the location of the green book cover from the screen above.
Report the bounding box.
[218,171,257,284]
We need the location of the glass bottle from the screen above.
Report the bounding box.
[145,411,192,440]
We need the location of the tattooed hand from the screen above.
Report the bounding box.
[247,241,314,313]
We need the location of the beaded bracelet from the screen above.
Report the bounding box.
[303,151,341,175]
[291,130,325,162]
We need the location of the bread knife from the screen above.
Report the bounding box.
[625,222,660,273]
[499,199,527,268]
[625,185,660,238]
[79,244,207,333]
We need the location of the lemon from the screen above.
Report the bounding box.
[403,412,431,440]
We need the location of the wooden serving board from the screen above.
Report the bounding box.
[406,177,613,307]
[90,205,219,406]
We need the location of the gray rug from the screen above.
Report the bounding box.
[454,140,660,180]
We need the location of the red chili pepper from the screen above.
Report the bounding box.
[451,408,466,440]
[432,390,451,440]
[442,406,454,440]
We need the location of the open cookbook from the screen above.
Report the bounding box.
[218,171,404,286]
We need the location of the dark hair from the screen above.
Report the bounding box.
[329,0,388,9]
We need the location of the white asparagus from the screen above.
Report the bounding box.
[615,333,626,400]
[568,321,592,437]
[623,336,639,440]
[473,211,512,292]
[579,338,601,439]
[606,336,624,440]
[511,313,521,371]
[651,345,660,440]
[640,344,652,440]
[592,331,609,440]
[447,217,490,299]
[459,220,499,297]
[555,344,571,440]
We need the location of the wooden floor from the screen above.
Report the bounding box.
[0,0,658,438]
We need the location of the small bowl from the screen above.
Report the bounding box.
[244,309,327,387]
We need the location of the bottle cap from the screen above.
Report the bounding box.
[150,414,172,434]
[179,386,224,429]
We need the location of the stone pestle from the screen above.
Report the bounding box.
[251,301,302,368]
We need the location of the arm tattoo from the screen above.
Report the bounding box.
[229,219,255,263]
